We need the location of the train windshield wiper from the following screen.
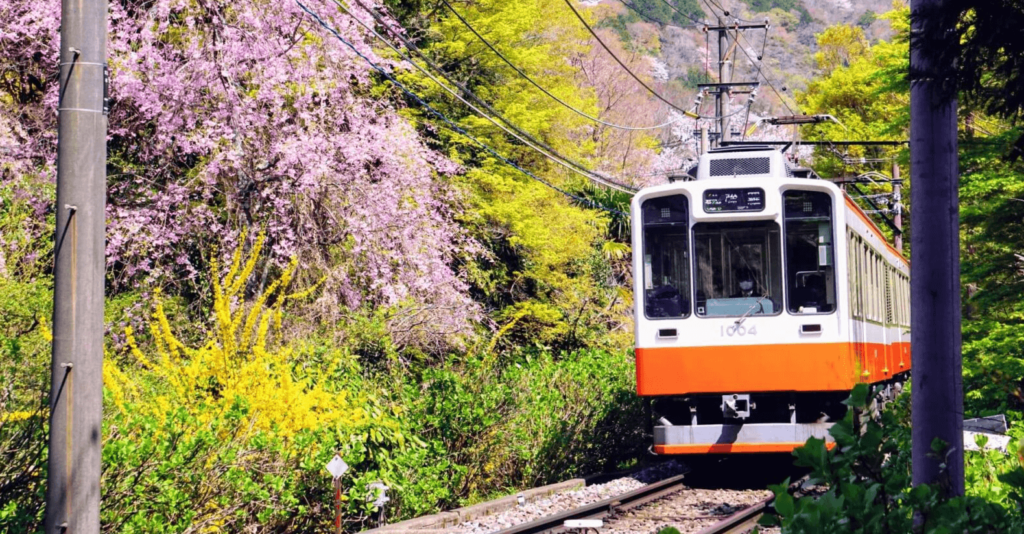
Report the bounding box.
[735,293,769,325]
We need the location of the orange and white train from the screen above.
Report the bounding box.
[630,146,910,455]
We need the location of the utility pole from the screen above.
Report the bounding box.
[716,16,730,144]
[910,0,963,495]
[46,0,107,529]
[703,19,766,148]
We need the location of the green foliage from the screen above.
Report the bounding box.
[0,242,644,532]
[959,128,1024,417]
[742,0,812,25]
[0,276,51,532]
[404,0,637,351]
[857,10,877,28]
[0,173,53,531]
[797,8,909,177]
[414,349,644,495]
[598,12,639,48]
[759,384,1024,533]
[678,66,711,89]
[0,174,53,278]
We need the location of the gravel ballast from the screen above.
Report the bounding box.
[451,462,688,534]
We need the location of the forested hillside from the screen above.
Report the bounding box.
[4,0,1024,531]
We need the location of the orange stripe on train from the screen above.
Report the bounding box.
[635,342,911,397]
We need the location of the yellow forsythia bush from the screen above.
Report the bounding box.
[106,234,365,440]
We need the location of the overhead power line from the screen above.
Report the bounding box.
[561,0,691,114]
[694,0,796,116]
[736,32,797,115]
[440,0,680,131]
[294,0,629,215]
[340,0,637,193]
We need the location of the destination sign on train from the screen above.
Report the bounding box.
[702,188,765,213]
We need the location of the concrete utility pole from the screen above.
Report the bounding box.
[46,0,108,529]
[909,0,963,495]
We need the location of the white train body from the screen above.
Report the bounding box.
[630,146,909,454]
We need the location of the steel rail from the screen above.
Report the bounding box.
[694,494,772,534]
[491,474,687,534]
[492,473,807,534]
[694,473,812,534]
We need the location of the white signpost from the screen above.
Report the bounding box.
[326,455,349,534]
[326,455,349,479]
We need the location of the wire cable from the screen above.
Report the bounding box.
[440,0,681,131]
[561,0,691,114]
[294,0,629,215]
[736,31,796,115]
[696,0,794,115]
[340,0,637,193]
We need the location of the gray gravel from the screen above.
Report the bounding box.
[451,462,688,534]
[602,487,771,534]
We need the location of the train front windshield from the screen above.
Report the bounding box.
[693,221,783,317]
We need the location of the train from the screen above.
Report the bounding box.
[631,145,910,455]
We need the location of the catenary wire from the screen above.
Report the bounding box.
[696,0,795,115]
[440,0,681,131]
[294,0,630,215]
[345,0,638,192]
[339,0,638,193]
[561,0,691,114]
[735,32,796,115]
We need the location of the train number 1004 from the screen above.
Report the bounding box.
[721,325,757,337]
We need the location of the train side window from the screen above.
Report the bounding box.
[847,232,857,318]
[867,247,875,321]
[857,240,865,319]
[885,267,894,325]
[899,274,906,326]
[906,275,911,325]
[642,195,691,319]
[876,256,883,322]
[783,191,836,314]
[848,232,858,318]
[851,233,860,315]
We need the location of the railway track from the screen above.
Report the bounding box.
[491,473,776,534]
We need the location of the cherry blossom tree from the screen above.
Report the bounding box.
[0,0,479,349]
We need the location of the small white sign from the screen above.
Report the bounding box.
[326,455,349,479]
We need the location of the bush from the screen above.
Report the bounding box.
[760,383,1024,533]
[0,276,52,531]
[413,349,644,498]
[2,230,645,532]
